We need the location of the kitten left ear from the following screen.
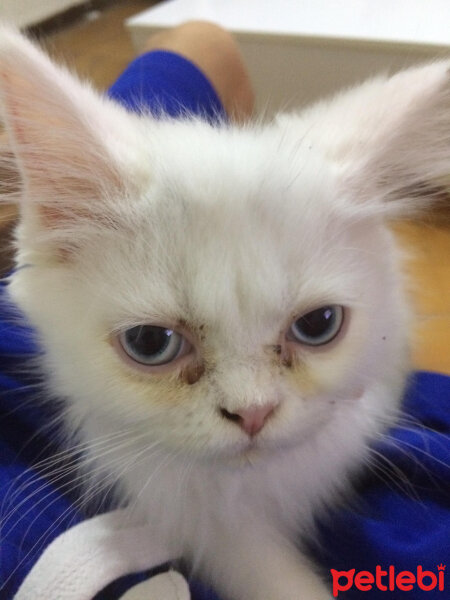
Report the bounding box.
[348,60,450,215]
[0,27,143,225]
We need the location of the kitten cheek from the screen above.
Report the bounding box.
[286,346,365,400]
[283,317,360,396]
[281,317,349,377]
[285,362,326,397]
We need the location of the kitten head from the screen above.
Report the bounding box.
[1,28,449,468]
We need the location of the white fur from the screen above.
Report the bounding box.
[1,27,449,599]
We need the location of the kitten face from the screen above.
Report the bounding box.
[10,121,408,461]
[1,29,448,471]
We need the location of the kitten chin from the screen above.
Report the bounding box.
[1,27,449,599]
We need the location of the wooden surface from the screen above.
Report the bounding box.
[41,0,157,90]
[0,1,449,374]
[395,221,450,375]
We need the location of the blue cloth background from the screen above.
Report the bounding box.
[107,50,226,121]
[0,51,448,598]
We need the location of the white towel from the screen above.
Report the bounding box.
[121,572,190,600]
[14,510,190,600]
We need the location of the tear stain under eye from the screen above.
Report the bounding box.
[268,344,292,368]
[180,362,205,385]
[281,354,293,368]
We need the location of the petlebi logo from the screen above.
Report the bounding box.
[331,564,446,597]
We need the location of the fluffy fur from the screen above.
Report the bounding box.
[0,27,449,599]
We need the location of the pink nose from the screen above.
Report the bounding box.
[220,403,276,436]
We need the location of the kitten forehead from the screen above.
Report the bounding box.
[149,120,329,201]
[76,123,363,339]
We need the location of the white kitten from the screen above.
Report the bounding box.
[0,27,449,600]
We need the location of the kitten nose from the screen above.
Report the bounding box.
[220,403,276,436]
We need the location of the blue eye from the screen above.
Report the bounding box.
[119,325,188,366]
[289,306,344,346]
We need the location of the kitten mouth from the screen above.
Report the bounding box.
[236,435,283,461]
[222,441,263,466]
[215,436,263,464]
[244,437,259,451]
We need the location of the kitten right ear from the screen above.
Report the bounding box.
[0,27,146,229]
[346,60,450,216]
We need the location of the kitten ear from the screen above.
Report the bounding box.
[346,61,450,215]
[0,27,141,227]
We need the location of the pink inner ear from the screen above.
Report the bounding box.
[0,33,133,233]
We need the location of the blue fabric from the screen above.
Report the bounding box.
[1,51,449,599]
[107,50,226,122]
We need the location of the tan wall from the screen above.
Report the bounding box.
[1,0,85,28]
